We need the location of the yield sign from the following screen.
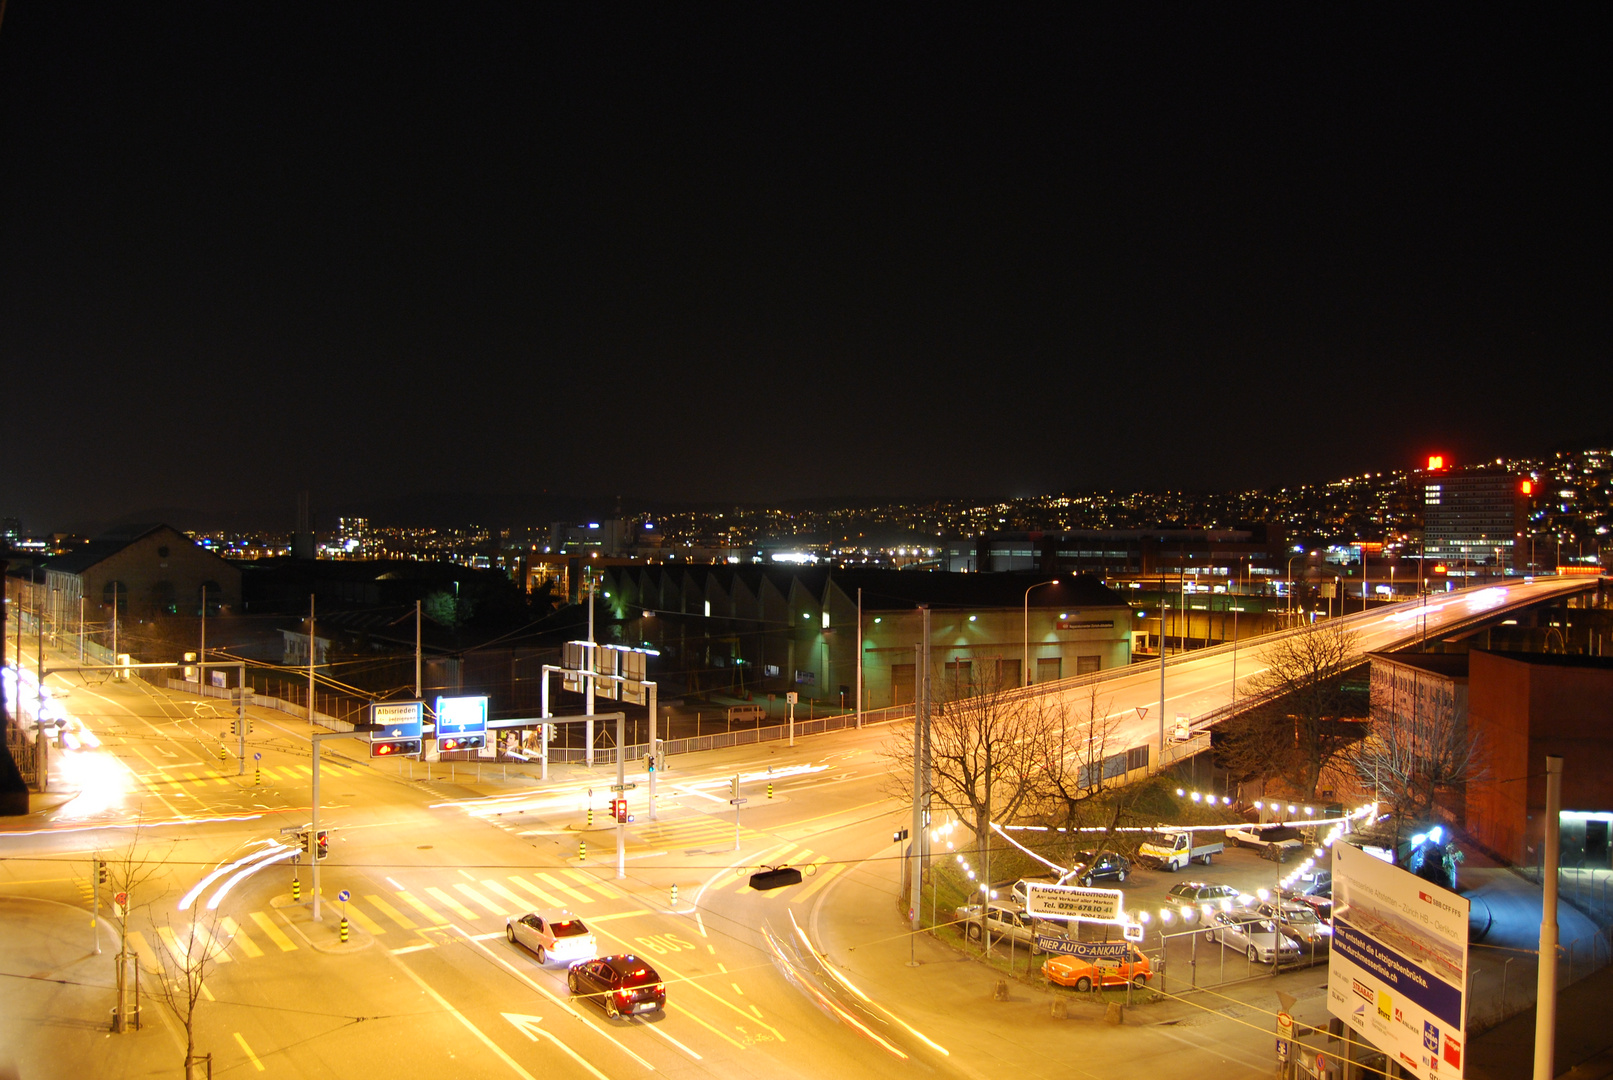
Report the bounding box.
[502,1013,544,1042]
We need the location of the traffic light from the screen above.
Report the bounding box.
[439,735,485,752]
[316,831,329,860]
[611,798,628,823]
[97,859,109,886]
[297,830,312,857]
[229,718,255,736]
[372,738,422,758]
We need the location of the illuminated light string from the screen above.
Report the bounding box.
[1002,800,1379,835]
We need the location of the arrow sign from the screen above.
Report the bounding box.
[253,752,262,761]
[337,889,350,902]
[502,1013,544,1042]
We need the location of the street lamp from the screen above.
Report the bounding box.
[1285,552,1310,626]
[1023,579,1058,688]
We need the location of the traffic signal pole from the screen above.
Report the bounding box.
[616,711,627,880]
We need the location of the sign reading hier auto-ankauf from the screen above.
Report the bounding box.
[1023,882,1124,923]
[1327,843,1469,1080]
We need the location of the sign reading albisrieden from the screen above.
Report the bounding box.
[1327,843,1469,1080]
[370,702,424,740]
[1023,882,1124,923]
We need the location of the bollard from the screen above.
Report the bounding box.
[587,807,594,828]
[255,766,261,786]
[579,840,587,862]
[767,783,773,800]
[340,918,349,944]
[671,884,679,908]
[218,745,227,763]
[292,877,301,902]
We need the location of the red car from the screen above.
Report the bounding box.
[1042,945,1151,991]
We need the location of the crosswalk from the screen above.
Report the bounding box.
[630,811,769,852]
[123,867,631,971]
[129,758,365,796]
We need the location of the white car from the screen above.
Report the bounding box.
[506,911,597,966]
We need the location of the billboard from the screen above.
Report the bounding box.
[1034,937,1131,962]
[1327,843,1469,1080]
[1023,882,1124,924]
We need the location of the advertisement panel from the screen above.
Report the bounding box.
[1023,882,1124,923]
[1327,843,1469,1080]
[433,695,489,737]
[1034,937,1131,962]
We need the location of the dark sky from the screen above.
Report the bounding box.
[2,6,1608,532]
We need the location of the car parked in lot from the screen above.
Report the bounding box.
[1224,824,1306,862]
[506,911,597,966]
[955,901,1058,953]
[1256,900,1331,948]
[567,954,666,1018]
[1203,911,1301,964]
[1162,881,1241,910]
[1042,944,1152,991]
[1068,850,1131,886]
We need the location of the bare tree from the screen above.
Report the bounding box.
[150,909,229,1078]
[1032,685,1145,868]
[1221,621,1364,800]
[1350,673,1485,843]
[886,665,1044,941]
[106,821,176,1034]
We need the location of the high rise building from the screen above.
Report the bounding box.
[1421,465,1526,576]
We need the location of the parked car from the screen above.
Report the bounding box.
[1138,830,1223,872]
[1286,868,1332,898]
[1257,900,1331,948]
[1204,911,1301,964]
[954,901,1055,952]
[567,954,666,1018]
[506,910,597,966]
[1042,944,1152,991]
[1068,850,1131,886]
[1224,825,1306,862]
[1163,881,1241,910]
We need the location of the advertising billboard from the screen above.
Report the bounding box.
[1023,882,1124,924]
[1327,843,1469,1080]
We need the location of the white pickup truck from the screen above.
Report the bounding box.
[1138,830,1224,872]
[1225,824,1306,862]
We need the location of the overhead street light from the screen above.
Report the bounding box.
[1023,579,1059,688]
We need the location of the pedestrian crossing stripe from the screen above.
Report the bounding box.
[562,869,623,900]
[478,879,531,911]
[535,872,592,905]
[792,859,843,902]
[125,930,162,971]
[219,916,263,958]
[395,890,449,925]
[250,910,298,951]
[451,883,506,917]
[365,894,418,930]
[506,875,563,908]
[342,903,385,935]
[424,887,478,921]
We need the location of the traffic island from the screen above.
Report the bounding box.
[264,893,376,955]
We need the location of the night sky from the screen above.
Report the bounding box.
[2,6,1608,532]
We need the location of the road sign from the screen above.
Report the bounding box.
[253,752,262,761]
[609,783,638,792]
[337,889,350,902]
[729,798,748,806]
[114,891,127,906]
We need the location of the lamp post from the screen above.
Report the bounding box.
[1023,579,1059,687]
[1285,552,1309,627]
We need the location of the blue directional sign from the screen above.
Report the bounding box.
[253,752,262,761]
[433,696,488,738]
[337,889,350,903]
